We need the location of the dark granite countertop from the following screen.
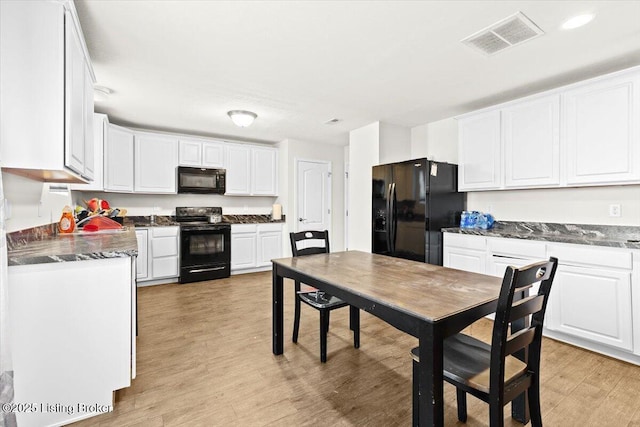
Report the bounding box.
[6,224,138,266]
[126,214,285,227]
[442,221,640,250]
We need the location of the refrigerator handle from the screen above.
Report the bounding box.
[385,183,392,252]
[391,183,397,253]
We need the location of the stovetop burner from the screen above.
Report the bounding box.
[176,207,223,224]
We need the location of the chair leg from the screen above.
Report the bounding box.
[319,309,329,363]
[456,388,467,422]
[412,359,419,427]
[292,282,301,343]
[489,401,505,427]
[528,376,543,427]
[349,306,360,349]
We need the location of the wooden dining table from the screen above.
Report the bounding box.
[272,250,530,427]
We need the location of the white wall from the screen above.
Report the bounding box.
[277,138,345,255]
[379,122,411,164]
[72,191,276,217]
[2,172,73,232]
[414,117,640,226]
[348,122,379,252]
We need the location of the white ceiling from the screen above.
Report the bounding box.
[75,0,640,146]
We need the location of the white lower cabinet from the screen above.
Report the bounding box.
[136,226,179,285]
[135,229,149,280]
[443,233,487,274]
[257,223,284,267]
[8,257,134,427]
[546,244,634,352]
[231,223,283,273]
[443,232,640,365]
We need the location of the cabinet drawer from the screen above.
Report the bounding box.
[547,244,632,270]
[258,223,282,233]
[232,224,258,233]
[151,226,179,238]
[443,233,486,251]
[488,237,546,258]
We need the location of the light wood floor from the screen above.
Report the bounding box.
[72,271,640,427]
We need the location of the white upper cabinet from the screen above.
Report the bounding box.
[225,144,252,195]
[458,110,502,191]
[562,71,640,185]
[83,64,95,181]
[134,133,178,193]
[503,94,560,188]
[458,66,640,191]
[70,113,107,192]
[178,138,226,168]
[251,146,278,195]
[104,124,134,192]
[0,1,95,183]
[64,13,86,177]
[226,144,278,196]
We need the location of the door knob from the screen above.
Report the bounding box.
[298,218,306,222]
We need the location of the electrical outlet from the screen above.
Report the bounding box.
[609,204,621,217]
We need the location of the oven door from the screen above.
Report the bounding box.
[180,225,231,283]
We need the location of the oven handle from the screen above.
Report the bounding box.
[188,266,227,274]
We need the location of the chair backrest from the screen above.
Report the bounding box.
[489,257,558,400]
[289,230,330,257]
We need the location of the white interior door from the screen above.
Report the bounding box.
[296,159,331,233]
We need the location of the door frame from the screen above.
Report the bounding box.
[294,158,332,234]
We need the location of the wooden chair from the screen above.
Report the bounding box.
[290,230,360,363]
[411,257,558,426]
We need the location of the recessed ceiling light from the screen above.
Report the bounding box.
[561,13,595,30]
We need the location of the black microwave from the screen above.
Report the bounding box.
[177,167,226,194]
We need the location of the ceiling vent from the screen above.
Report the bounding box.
[324,118,341,125]
[461,12,544,56]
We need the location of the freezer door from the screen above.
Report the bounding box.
[372,164,392,255]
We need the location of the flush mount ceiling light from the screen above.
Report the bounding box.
[561,13,595,30]
[227,110,257,127]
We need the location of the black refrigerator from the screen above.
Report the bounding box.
[372,158,465,265]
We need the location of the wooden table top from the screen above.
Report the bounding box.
[273,250,503,323]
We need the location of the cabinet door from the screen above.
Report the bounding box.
[257,230,282,267]
[202,141,226,168]
[150,227,179,279]
[443,247,486,274]
[135,230,148,281]
[134,133,178,193]
[252,147,278,195]
[178,139,202,166]
[83,62,95,180]
[104,124,134,192]
[231,233,257,270]
[458,110,502,190]
[503,95,560,188]
[546,265,633,351]
[226,144,251,195]
[69,113,106,191]
[64,12,85,176]
[563,72,640,185]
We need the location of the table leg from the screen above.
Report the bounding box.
[418,323,444,427]
[272,266,284,355]
[349,306,360,349]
